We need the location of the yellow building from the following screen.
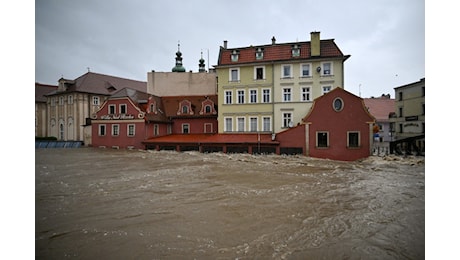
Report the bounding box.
[215,32,350,134]
[391,78,425,140]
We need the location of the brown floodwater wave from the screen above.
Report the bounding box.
[35,148,424,259]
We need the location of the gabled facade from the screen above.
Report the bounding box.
[302,87,375,161]
[91,88,150,149]
[44,72,147,145]
[35,82,57,137]
[390,78,425,140]
[215,32,350,134]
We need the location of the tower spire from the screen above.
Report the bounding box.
[198,50,206,72]
[172,41,186,72]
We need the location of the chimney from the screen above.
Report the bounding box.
[223,40,227,49]
[310,31,320,57]
[271,36,276,45]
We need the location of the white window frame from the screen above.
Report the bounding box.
[254,66,265,80]
[283,88,292,102]
[249,117,258,132]
[224,117,233,132]
[119,104,127,114]
[322,86,332,95]
[282,112,292,128]
[92,96,100,106]
[225,90,233,104]
[321,62,333,76]
[262,88,271,103]
[112,124,120,136]
[109,104,116,114]
[300,63,312,77]
[249,89,258,103]
[262,116,271,132]
[301,86,311,101]
[347,131,360,148]
[281,64,293,78]
[182,123,190,134]
[99,124,106,136]
[237,89,245,104]
[127,124,135,137]
[237,117,245,132]
[68,95,73,105]
[229,67,240,82]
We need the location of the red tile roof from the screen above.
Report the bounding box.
[218,40,349,66]
[363,97,395,121]
[144,133,279,145]
[161,95,218,118]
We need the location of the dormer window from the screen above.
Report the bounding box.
[200,98,217,115]
[231,50,239,62]
[255,47,264,60]
[149,103,156,113]
[292,44,300,57]
[177,100,193,115]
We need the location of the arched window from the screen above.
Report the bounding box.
[205,105,211,113]
[182,105,188,114]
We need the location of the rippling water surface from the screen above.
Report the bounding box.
[35,148,424,259]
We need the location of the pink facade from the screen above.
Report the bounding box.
[303,88,375,161]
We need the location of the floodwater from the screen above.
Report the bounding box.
[35,148,425,259]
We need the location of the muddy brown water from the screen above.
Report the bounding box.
[35,148,424,259]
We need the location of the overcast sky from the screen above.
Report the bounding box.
[35,0,424,98]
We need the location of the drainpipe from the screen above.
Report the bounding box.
[271,61,275,135]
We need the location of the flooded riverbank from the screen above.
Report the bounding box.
[35,148,424,259]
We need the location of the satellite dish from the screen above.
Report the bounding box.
[288,121,294,128]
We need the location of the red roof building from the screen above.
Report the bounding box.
[364,95,395,142]
[302,88,375,161]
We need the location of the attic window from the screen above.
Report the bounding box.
[292,44,300,57]
[255,47,264,60]
[231,50,239,62]
[177,100,193,115]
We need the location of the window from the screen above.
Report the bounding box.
[399,123,403,133]
[127,124,135,137]
[150,103,156,113]
[225,117,233,132]
[263,89,270,103]
[399,107,403,117]
[68,95,73,104]
[230,68,240,82]
[255,47,264,60]
[398,92,403,101]
[322,62,332,75]
[112,124,119,136]
[301,64,311,77]
[291,44,300,57]
[322,86,331,95]
[109,104,116,114]
[51,98,56,106]
[59,123,64,140]
[250,117,257,132]
[154,124,159,136]
[333,98,344,111]
[317,132,329,147]
[283,88,292,102]
[205,105,212,113]
[263,117,271,132]
[182,105,188,114]
[225,90,232,104]
[99,124,106,136]
[120,104,127,114]
[250,89,257,103]
[301,87,311,101]
[422,104,425,115]
[237,90,245,104]
[182,124,190,134]
[282,65,292,78]
[237,117,245,132]
[348,132,360,148]
[255,66,265,80]
[282,113,292,128]
[422,87,425,97]
[204,123,213,133]
[92,96,100,105]
[59,96,64,105]
[231,50,239,62]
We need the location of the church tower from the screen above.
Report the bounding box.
[172,43,186,72]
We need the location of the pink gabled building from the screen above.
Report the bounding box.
[302,87,375,161]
